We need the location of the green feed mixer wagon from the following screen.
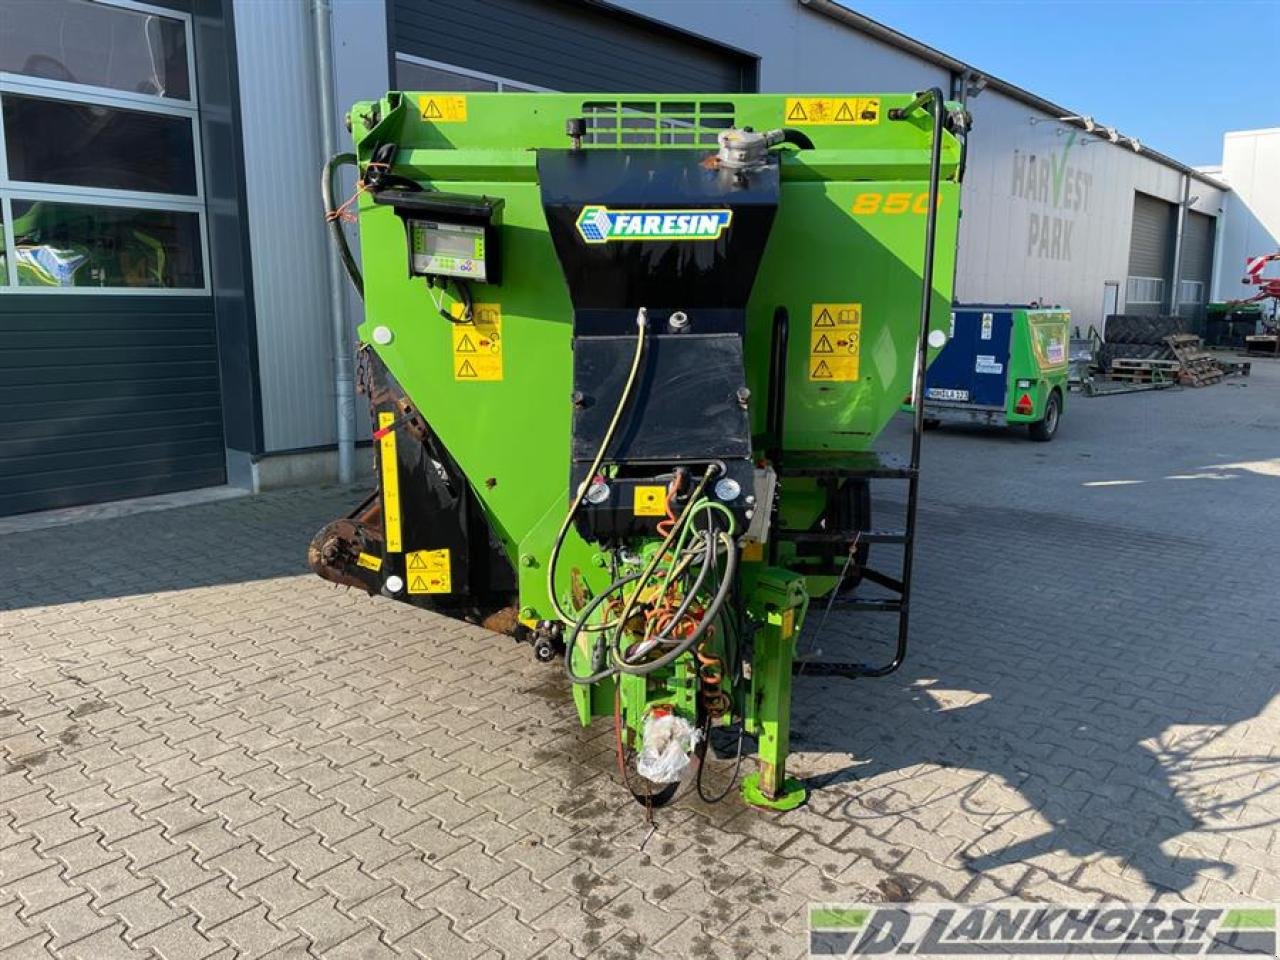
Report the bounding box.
[309,90,965,810]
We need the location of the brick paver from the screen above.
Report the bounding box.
[3,363,1280,958]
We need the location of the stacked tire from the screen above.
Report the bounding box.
[1098,315,1193,371]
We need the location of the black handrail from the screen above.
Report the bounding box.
[854,86,947,678]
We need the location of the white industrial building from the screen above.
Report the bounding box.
[1,0,1277,516]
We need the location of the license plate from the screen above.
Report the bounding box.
[926,387,969,401]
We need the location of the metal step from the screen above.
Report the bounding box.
[777,451,916,480]
[834,597,904,612]
[775,528,906,545]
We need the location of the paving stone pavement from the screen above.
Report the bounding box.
[3,362,1279,958]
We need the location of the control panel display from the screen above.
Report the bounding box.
[410,220,489,281]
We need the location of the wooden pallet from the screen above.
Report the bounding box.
[1109,358,1177,383]
[1164,334,1226,387]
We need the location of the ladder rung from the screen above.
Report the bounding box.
[835,598,904,612]
[792,660,879,678]
[776,528,906,545]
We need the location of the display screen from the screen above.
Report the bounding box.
[410,220,487,280]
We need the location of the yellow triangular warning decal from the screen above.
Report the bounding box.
[787,101,808,121]
[408,553,429,569]
[410,575,430,591]
[456,334,477,353]
[812,360,833,379]
[457,359,478,378]
[423,99,443,119]
[813,334,835,354]
[834,101,855,122]
[815,308,835,327]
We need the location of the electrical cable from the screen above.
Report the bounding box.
[546,308,649,625]
[695,714,746,803]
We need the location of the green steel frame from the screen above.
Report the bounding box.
[336,91,962,809]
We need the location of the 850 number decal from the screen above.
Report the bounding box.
[851,192,942,215]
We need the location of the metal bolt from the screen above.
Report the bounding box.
[571,391,585,408]
[668,311,689,331]
[520,554,536,568]
[736,386,751,406]
[520,606,537,619]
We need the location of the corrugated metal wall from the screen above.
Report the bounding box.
[954,89,1221,325]
[233,0,337,453]
[393,0,757,92]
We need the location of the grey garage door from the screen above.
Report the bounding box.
[0,296,227,517]
[392,0,759,93]
[1178,210,1216,316]
[1126,192,1176,315]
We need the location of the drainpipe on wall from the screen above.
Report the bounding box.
[1169,172,1190,317]
[312,0,355,484]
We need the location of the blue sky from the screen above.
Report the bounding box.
[851,1,1280,166]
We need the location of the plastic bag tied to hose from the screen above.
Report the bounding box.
[635,713,703,784]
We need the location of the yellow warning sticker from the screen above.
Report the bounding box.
[784,97,879,126]
[418,95,467,123]
[378,411,402,552]
[741,539,764,563]
[356,552,382,572]
[780,607,796,638]
[809,303,862,382]
[406,548,451,594]
[633,485,667,517]
[451,303,502,381]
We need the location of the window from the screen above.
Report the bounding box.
[1126,276,1164,305]
[4,94,198,195]
[1178,279,1204,305]
[0,0,190,100]
[394,54,549,93]
[12,199,202,288]
[0,0,205,293]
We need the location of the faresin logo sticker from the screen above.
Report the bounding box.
[575,205,733,244]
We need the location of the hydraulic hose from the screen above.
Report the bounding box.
[780,128,815,150]
[651,500,737,642]
[546,308,649,624]
[564,572,642,685]
[614,529,738,676]
[323,152,364,299]
[601,464,715,655]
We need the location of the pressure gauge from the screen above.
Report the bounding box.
[714,477,741,502]
[585,481,611,505]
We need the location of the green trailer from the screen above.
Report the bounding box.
[917,305,1070,441]
[309,90,965,810]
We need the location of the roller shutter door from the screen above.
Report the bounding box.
[1178,210,1215,316]
[1126,192,1176,315]
[0,296,226,517]
[392,0,758,93]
